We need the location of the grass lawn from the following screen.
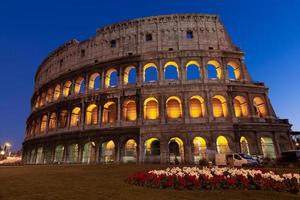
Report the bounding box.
[0,164,299,200]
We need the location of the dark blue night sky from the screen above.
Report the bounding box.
[1,0,300,150]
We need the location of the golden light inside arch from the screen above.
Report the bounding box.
[227,61,241,80]
[53,84,61,100]
[123,65,135,85]
[189,95,205,118]
[105,68,117,88]
[166,96,182,119]
[240,136,250,155]
[125,139,137,150]
[70,107,81,127]
[144,138,159,151]
[253,97,268,117]
[208,60,222,79]
[143,63,158,81]
[216,135,230,154]
[89,73,100,90]
[86,104,98,125]
[102,101,117,123]
[212,95,228,118]
[144,97,159,120]
[186,60,200,68]
[63,81,72,97]
[233,96,249,117]
[123,100,137,121]
[169,137,184,159]
[74,77,85,94]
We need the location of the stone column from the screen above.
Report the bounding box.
[137,62,143,86]
[201,57,208,82]
[81,101,85,129]
[160,95,166,124]
[158,59,164,83]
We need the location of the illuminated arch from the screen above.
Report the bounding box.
[102,101,117,124]
[46,88,54,103]
[212,95,228,118]
[85,104,98,125]
[166,96,182,119]
[189,96,205,118]
[216,136,230,154]
[49,113,57,130]
[63,81,72,97]
[53,84,61,101]
[240,136,250,155]
[144,97,159,120]
[168,137,184,163]
[54,145,64,163]
[143,63,158,82]
[39,92,46,107]
[101,140,115,163]
[207,60,222,79]
[74,77,85,94]
[30,121,36,136]
[164,61,179,80]
[123,139,137,163]
[35,119,41,135]
[88,73,101,90]
[82,142,96,164]
[123,100,137,121]
[67,144,78,163]
[40,115,48,133]
[233,96,249,117]
[124,65,137,85]
[35,96,40,108]
[59,110,68,128]
[70,107,81,127]
[105,68,118,88]
[193,137,207,163]
[227,61,241,80]
[186,60,201,80]
[144,138,160,156]
[261,137,276,159]
[253,97,268,117]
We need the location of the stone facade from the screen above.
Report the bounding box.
[22,14,293,165]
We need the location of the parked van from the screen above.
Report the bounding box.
[215,153,258,167]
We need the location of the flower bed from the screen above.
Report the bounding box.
[126,167,300,194]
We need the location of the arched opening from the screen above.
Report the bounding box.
[123,100,137,121]
[240,136,250,155]
[144,63,158,82]
[193,137,207,164]
[66,144,78,163]
[82,142,96,164]
[233,96,249,117]
[59,110,68,128]
[105,68,118,88]
[30,149,36,164]
[40,115,48,133]
[124,66,137,85]
[261,137,276,159]
[168,137,184,164]
[35,120,41,135]
[85,104,98,125]
[144,97,159,120]
[186,61,201,80]
[30,121,35,136]
[102,101,117,124]
[123,139,137,163]
[35,147,44,164]
[53,84,61,101]
[101,140,115,163]
[189,96,205,118]
[39,93,46,107]
[216,136,230,154]
[54,145,64,163]
[63,81,72,97]
[49,113,57,130]
[253,97,268,117]
[70,107,81,127]
[89,73,101,90]
[212,95,228,118]
[35,96,40,108]
[164,61,179,80]
[46,88,53,103]
[74,77,85,94]
[166,96,182,119]
[227,61,241,80]
[207,60,222,79]
[144,138,160,163]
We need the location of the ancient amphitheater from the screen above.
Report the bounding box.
[23,14,293,164]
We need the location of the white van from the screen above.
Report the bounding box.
[215,153,258,167]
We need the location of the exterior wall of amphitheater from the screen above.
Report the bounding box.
[23,14,293,165]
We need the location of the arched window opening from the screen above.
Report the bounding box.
[123,139,137,163]
[253,97,268,118]
[46,88,54,103]
[166,96,182,119]
[102,101,117,124]
[193,137,207,164]
[70,107,81,127]
[63,81,72,97]
[30,121,36,136]
[35,120,41,135]
[240,136,250,155]
[216,136,230,154]
[123,100,137,121]
[227,61,241,80]
[144,138,160,157]
[54,145,64,163]
[144,63,158,82]
[89,73,101,90]
[144,97,159,120]
[261,137,276,159]
[234,96,249,117]
[49,113,57,130]
[124,66,137,85]
[67,144,78,163]
[40,115,48,133]
[59,110,68,128]
[168,137,184,164]
[207,60,222,79]
[39,93,46,107]
[101,140,115,163]
[212,95,228,118]
[82,142,96,164]
[186,61,201,80]
[35,147,44,164]
[164,61,179,80]
[53,84,61,101]
[35,96,40,108]
[105,68,118,88]
[74,77,85,94]
[189,96,205,118]
[86,104,98,125]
